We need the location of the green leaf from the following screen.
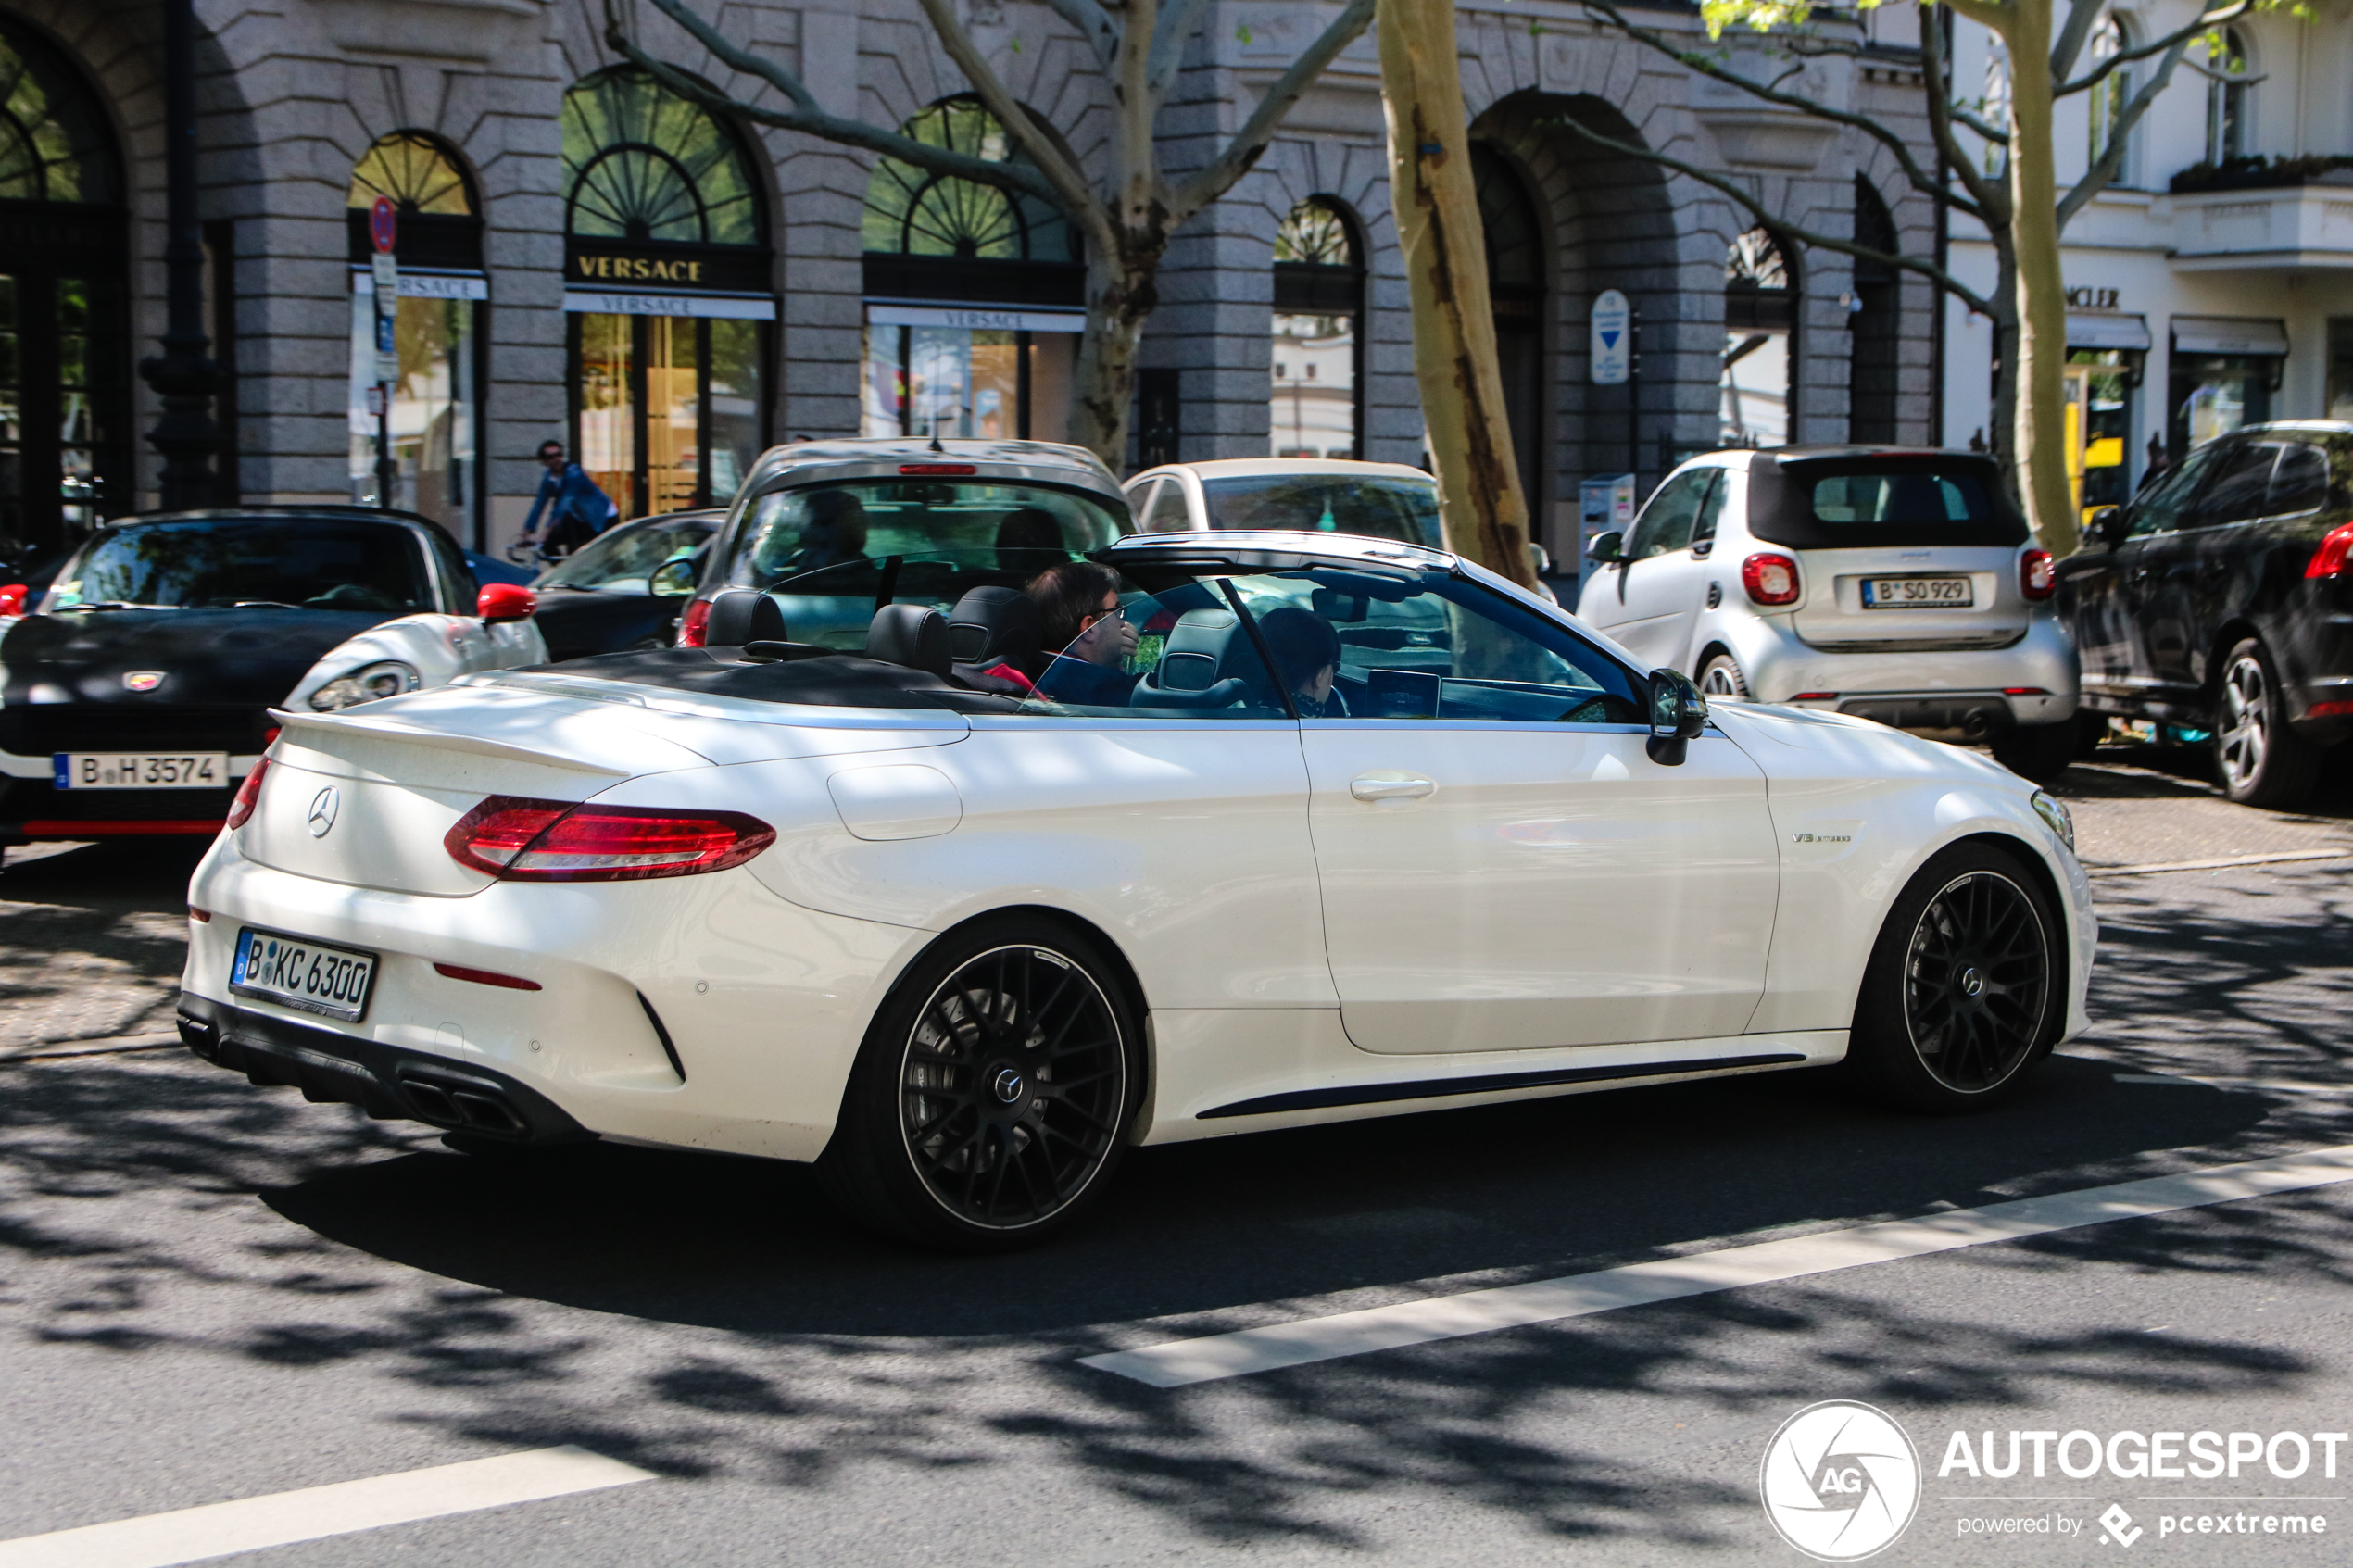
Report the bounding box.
[1236,23,1252,44]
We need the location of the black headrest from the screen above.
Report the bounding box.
[705,587,786,646]
[864,603,951,678]
[1156,608,1244,693]
[996,508,1065,554]
[946,585,1042,667]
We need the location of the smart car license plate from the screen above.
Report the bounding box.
[53,752,228,789]
[230,928,379,1022]
[1861,576,1973,608]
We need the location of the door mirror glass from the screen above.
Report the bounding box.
[648,557,699,597]
[2087,506,2125,550]
[1646,668,1707,764]
[1587,530,1624,564]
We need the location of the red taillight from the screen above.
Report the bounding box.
[445,797,775,882]
[2307,521,2353,579]
[2020,548,2057,600]
[898,463,976,475]
[2003,686,2050,697]
[1741,552,1801,607]
[0,583,26,616]
[679,598,713,647]
[1792,692,1838,701]
[226,759,271,830]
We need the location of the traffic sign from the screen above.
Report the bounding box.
[370,195,397,255]
[1590,289,1630,385]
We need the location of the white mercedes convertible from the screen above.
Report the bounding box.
[180,531,2094,1249]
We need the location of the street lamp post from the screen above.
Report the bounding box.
[140,0,221,511]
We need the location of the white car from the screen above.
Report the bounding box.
[179,530,2093,1250]
[1576,448,2082,782]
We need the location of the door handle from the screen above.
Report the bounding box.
[1350,774,1436,802]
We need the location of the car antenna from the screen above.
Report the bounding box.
[928,426,946,456]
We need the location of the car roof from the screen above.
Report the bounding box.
[1103,529,1454,571]
[740,438,1126,504]
[98,504,462,546]
[1131,458,1436,485]
[2230,420,2353,437]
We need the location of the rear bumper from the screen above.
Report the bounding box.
[0,751,257,841]
[178,992,596,1144]
[1729,612,2079,726]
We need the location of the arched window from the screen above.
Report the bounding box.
[2087,15,2133,174]
[0,18,127,551]
[1848,181,1899,445]
[861,96,1082,442]
[2205,28,2251,166]
[1472,144,1544,505]
[1270,198,1363,459]
[1722,227,1794,449]
[344,133,482,535]
[560,69,771,521]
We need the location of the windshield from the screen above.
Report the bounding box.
[539,515,715,592]
[725,481,1129,590]
[46,521,434,612]
[1199,474,1442,546]
[1808,470,1999,527]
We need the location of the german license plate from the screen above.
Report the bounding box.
[1861,575,1973,608]
[230,928,379,1022]
[53,752,227,789]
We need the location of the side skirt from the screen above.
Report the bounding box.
[1196,1051,1810,1120]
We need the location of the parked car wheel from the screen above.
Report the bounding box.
[2214,637,2322,809]
[1841,843,2062,1114]
[1989,720,2077,784]
[1697,653,1750,700]
[819,918,1139,1251]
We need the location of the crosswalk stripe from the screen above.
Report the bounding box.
[0,1446,654,1568]
[1080,1143,2353,1388]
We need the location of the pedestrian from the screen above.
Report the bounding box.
[518,441,615,560]
[2136,433,2171,493]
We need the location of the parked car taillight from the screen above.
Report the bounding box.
[2020,548,2057,600]
[1741,552,1801,607]
[678,597,713,647]
[225,759,271,830]
[2306,521,2353,580]
[444,797,774,882]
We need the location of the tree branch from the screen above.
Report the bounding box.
[1949,101,2008,144]
[2056,0,2253,96]
[1922,6,2007,226]
[609,0,1063,206]
[1165,0,1374,227]
[2057,34,2189,226]
[1042,0,1121,75]
[912,0,1116,256]
[2048,0,2105,82]
[1146,0,1212,100]
[1579,0,1968,218]
[1551,113,1996,318]
[1940,0,2012,33]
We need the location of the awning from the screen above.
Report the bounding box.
[2171,316,2289,356]
[865,302,1088,333]
[2066,311,2150,351]
[561,290,775,320]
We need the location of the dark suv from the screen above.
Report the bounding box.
[2058,420,2353,807]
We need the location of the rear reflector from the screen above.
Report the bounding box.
[226,758,271,830]
[2308,521,2353,579]
[446,797,775,882]
[899,463,977,475]
[189,907,211,923]
[2311,700,2353,718]
[2003,687,2050,696]
[1792,692,1838,701]
[434,962,544,992]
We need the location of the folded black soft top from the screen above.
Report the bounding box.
[539,646,1026,713]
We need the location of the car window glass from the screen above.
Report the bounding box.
[1125,480,1161,528]
[1809,470,1991,524]
[2127,443,2225,537]
[1144,479,1194,533]
[539,519,715,592]
[1692,470,1730,545]
[2187,442,2279,528]
[731,481,1128,589]
[1019,576,1290,721]
[2269,444,2331,515]
[1626,471,1714,561]
[47,521,433,612]
[1198,475,1444,546]
[428,530,474,606]
[1220,568,1644,724]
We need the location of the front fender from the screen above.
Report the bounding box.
[283,614,548,711]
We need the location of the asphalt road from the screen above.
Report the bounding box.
[1,742,2350,1566]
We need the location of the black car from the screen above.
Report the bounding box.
[529,508,720,659]
[2059,420,2353,806]
[0,506,512,844]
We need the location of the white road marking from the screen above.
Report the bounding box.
[0,1446,654,1568]
[2089,849,2353,877]
[1081,1143,2353,1388]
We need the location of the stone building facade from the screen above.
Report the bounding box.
[6,0,1941,576]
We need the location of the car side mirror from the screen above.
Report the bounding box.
[1646,669,1707,766]
[2088,506,2127,551]
[1528,541,1553,577]
[1588,531,1624,564]
[478,583,536,623]
[648,558,698,597]
[0,584,26,617]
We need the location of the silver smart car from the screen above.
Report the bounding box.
[1577,446,2081,782]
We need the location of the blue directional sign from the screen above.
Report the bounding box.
[1591,289,1630,385]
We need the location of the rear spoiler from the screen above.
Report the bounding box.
[269,709,632,778]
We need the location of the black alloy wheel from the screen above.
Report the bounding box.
[821,920,1137,1249]
[1843,843,2062,1112]
[2214,637,2322,809]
